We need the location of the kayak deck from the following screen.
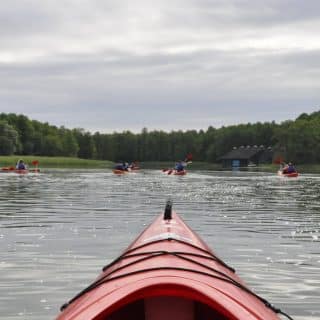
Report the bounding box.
[1,168,40,174]
[57,203,289,320]
[162,169,187,175]
[277,170,298,177]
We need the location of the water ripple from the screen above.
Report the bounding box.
[0,169,319,319]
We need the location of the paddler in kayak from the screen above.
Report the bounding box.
[129,161,139,170]
[174,160,186,172]
[114,161,129,172]
[16,159,27,170]
[282,162,296,174]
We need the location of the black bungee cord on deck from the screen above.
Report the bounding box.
[61,247,294,319]
[60,201,295,320]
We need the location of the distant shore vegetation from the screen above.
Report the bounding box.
[0,155,113,168]
[0,111,320,166]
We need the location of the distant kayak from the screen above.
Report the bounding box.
[112,169,128,175]
[1,167,40,174]
[277,170,298,178]
[56,202,290,320]
[162,169,187,175]
[13,169,29,174]
[1,166,15,171]
[173,169,186,175]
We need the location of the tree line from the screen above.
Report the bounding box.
[0,111,319,164]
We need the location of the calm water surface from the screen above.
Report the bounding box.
[0,169,319,320]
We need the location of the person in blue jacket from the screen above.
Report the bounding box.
[175,160,185,172]
[123,162,129,171]
[16,159,27,170]
[114,161,129,171]
[287,162,296,173]
[282,162,296,174]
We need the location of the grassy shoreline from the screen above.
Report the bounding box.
[0,156,113,168]
[1,156,319,173]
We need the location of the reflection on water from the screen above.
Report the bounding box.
[0,169,319,320]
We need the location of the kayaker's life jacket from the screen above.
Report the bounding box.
[16,163,26,170]
[175,163,185,172]
[287,165,295,173]
[114,163,125,170]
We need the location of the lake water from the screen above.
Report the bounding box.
[0,169,319,320]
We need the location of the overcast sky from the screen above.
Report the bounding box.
[1,0,319,133]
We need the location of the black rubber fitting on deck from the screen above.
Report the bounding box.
[164,200,172,220]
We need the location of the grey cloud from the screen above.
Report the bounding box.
[0,0,319,132]
[184,0,320,26]
[0,2,59,38]
[1,46,319,104]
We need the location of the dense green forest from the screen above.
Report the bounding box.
[0,111,319,164]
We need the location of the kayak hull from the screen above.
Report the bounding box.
[163,169,187,175]
[113,169,128,174]
[113,169,138,174]
[277,170,298,177]
[14,169,29,174]
[1,168,40,174]
[173,170,186,175]
[57,210,281,320]
[1,167,15,171]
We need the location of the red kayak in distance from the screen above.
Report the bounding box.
[112,169,128,175]
[13,169,29,174]
[277,170,298,178]
[1,160,40,174]
[1,167,40,174]
[173,169,186,175]
[162,169,187,175]
[1,166,15,171]
[129,162,140,171]
[113,162,140,174]
[112,169,138,175]
[56,202,291,320]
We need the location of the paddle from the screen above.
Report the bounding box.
[181,154,193,167]
[184,153,193,163]
[31,160,40,172]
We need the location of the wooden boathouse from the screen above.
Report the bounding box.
[220,145,273,168]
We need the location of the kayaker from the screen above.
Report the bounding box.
[129,161,139,170]
[114,162,127,171]
[287,162,296,173]
[175,160,185,172]
[124,162,130,171]
[282,162,296,174]
[16,159,27,170]
[114,162,129,171]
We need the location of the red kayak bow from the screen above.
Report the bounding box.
[56,202,293,320]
